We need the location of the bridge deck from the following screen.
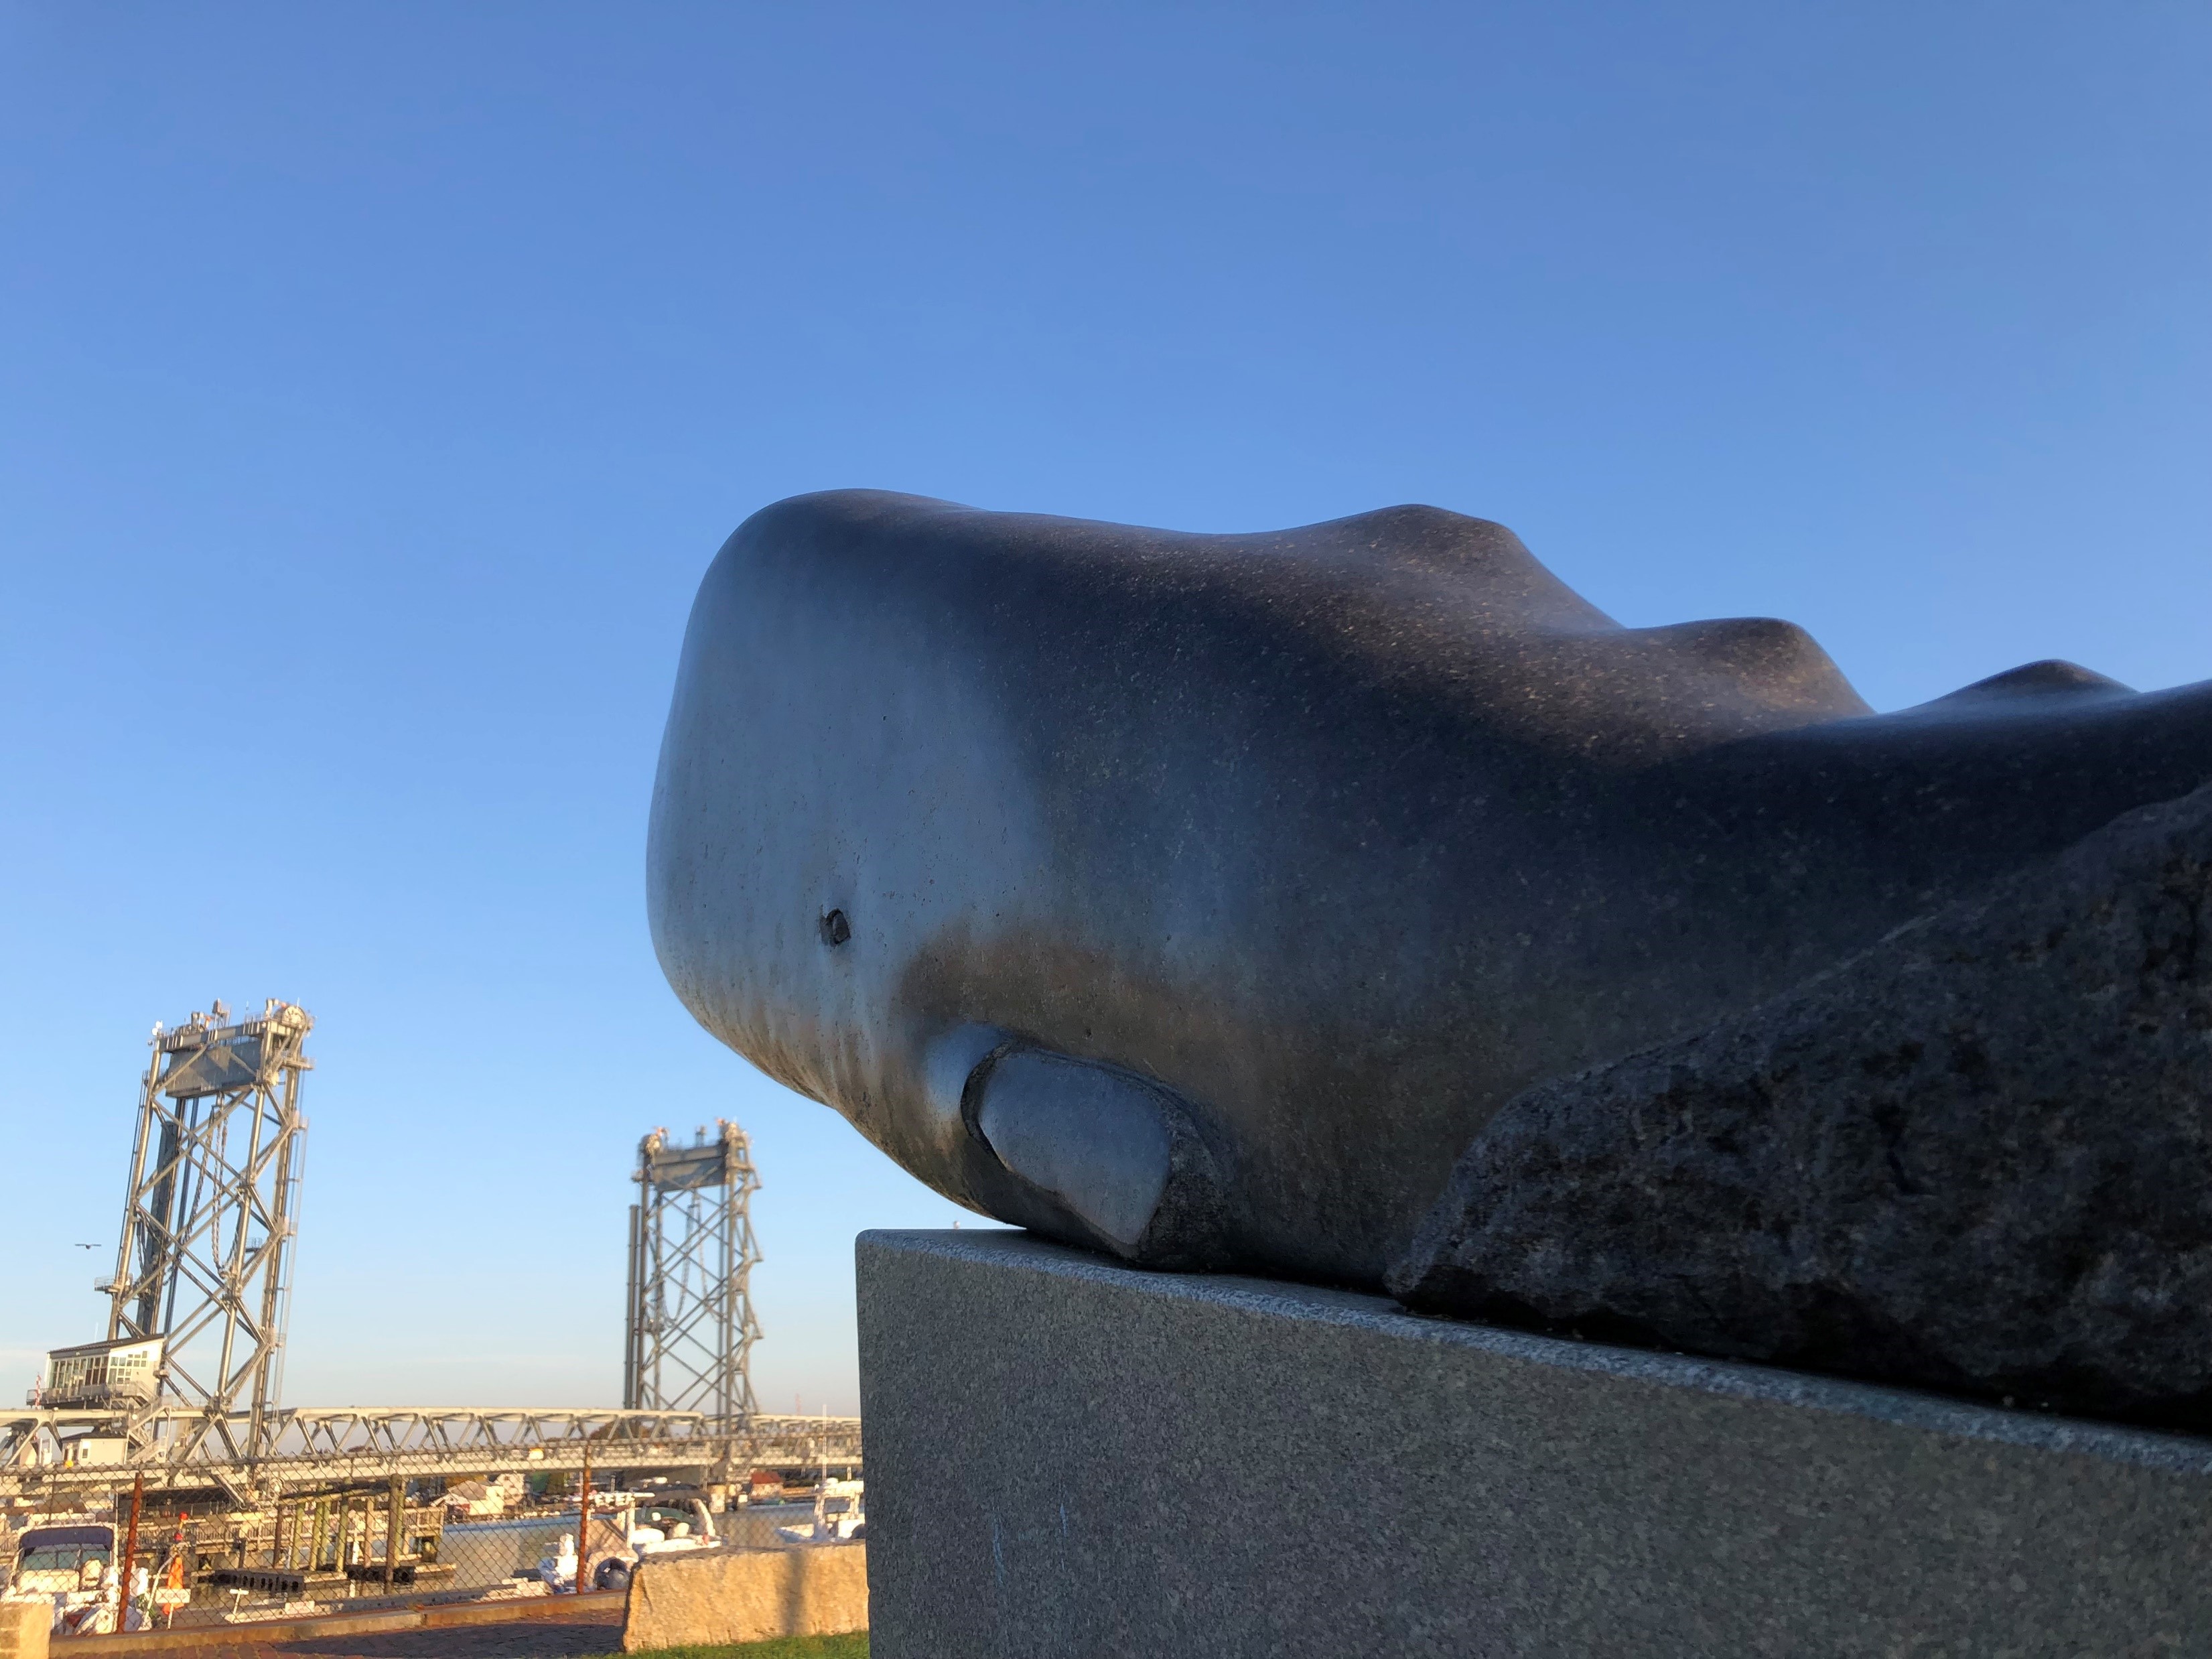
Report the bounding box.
[0,1407,861,1498]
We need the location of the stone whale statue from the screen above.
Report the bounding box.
[648,490,2212,1290]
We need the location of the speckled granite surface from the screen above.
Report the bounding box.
[859,1228,2212,1658]
[1393,783,2212,1427]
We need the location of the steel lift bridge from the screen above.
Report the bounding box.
[625,1120,765,1424]
[0,1003,859,1505]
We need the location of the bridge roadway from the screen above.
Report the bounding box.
[0,1407,862,1501]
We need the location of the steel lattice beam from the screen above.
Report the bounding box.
[624,1122,763,1426]
[101,1000,312,1465]
[0,1408,861,1501]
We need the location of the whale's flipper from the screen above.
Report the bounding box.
[962,1047,1233,1270]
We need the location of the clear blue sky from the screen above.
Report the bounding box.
[1,3,2205,1414]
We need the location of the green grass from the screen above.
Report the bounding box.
[593,1636,868,1659]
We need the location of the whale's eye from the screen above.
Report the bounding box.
[819,909,851,947]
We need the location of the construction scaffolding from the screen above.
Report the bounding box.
[624,1122,763,1427]
[99,1000,312,1466]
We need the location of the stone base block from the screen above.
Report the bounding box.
[857,1229,2212,1658]
[0,1600,48,1659]
[620,1544,866,1652]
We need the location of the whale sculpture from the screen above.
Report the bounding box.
[648,490,2212,1289]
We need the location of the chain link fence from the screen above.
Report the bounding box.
[5,1481,833,1637]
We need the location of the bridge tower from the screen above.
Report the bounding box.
[623,1121,763,1431]
[101,1000,312,1463]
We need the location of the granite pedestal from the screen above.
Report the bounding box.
[857,1229,2212,1658]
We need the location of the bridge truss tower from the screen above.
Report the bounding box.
[623,1120,763,1430]
[105,1000,312,1463]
